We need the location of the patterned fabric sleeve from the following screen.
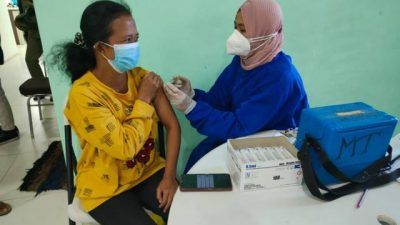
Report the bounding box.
[65,90,155,161]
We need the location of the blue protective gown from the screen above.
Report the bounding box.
[184,52,309,173]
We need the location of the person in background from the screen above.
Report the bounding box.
[0,201,12,216]
[53,1,180,225]
[164,0,309,173]
[0,35,20,145]
[0,34,20,217]
[14,0,45,79]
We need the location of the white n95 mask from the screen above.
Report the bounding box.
[226,29,278,56]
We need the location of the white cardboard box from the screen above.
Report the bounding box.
[227,136,303,191]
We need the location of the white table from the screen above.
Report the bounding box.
[169,132,400,225]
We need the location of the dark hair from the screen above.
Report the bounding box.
[50,1,131,82]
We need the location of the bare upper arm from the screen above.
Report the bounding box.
[153,86,180,130]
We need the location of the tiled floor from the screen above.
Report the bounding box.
[0,46,68,225]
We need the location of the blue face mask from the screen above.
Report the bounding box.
[100,42,140,74]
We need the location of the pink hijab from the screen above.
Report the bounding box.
[240,0,284,70]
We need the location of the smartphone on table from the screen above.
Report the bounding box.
[180,173,232,192]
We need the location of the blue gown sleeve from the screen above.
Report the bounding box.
[186,75,292,140]
[192,59,236,111]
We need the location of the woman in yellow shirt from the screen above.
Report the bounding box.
[54,1,180,224]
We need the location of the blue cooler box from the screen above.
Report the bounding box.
[295,102,398,185]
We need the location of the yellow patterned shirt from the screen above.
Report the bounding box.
[64,67,165,212]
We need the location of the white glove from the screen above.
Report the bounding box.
[171,76,195,98]
[164,83,196,114]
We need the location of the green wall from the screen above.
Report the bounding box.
[34,0,400,175]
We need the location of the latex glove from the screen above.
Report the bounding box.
[164,83,196,114]
[171,76,195,98]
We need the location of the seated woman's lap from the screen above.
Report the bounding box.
[89,169,167,225]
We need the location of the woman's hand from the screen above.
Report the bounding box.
[156,175,179,213]
[138,72,162,104]
[171,76,194,98]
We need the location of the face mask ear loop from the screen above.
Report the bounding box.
[241,38,270,60]
[249,32,278,43]
[241,32,278,59]
[94,41,115,60]
[99,41,114,48]
[94,42,123,74]
[241,42,266,59]
[99,51,110,62]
